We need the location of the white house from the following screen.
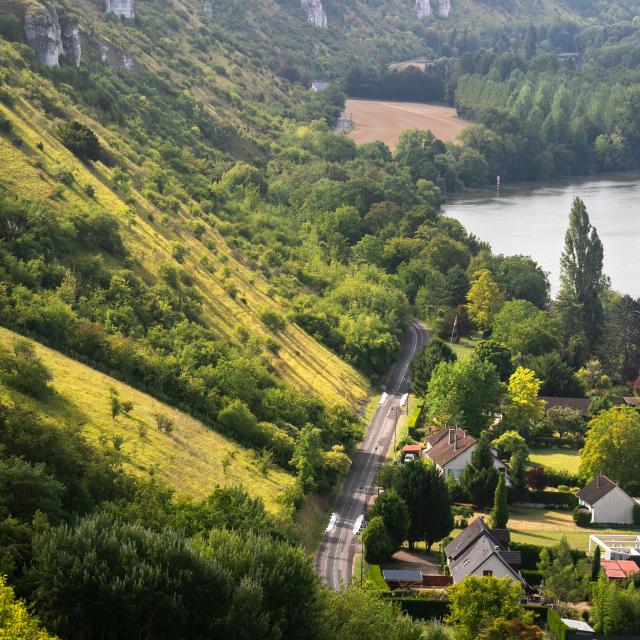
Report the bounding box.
[444,518,525,585]
[422,427,508,483]
[577,475,638,525]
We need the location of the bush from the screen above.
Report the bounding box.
[521,569,544,586]
[527,490,578,509]
[153,413,175,434]
[259,308,287,332]
[389,598,450,620]
[635,504,640,526]
[511,541,586,570]
[543,468,583,488]
[573,507,591,527]
[0,339,53,398]
[527,467,548,490]
[57,120,102,161]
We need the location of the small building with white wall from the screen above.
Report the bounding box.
[577,475,637,525]
[422,427,508,483]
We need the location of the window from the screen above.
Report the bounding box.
[483,570,493,577]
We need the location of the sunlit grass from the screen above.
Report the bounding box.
[529,448,581,474]
[0,327,294,509]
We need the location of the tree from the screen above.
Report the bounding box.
[57,120,102,162]
[525,352,585,397]
[538,537,588,603]
[491,473,508,529]
[410,339,456,396]
[362,516,393,564]
[492,300,558,356]
[591,545,601,582]
[492,431,528,460]
[591,575,640,636]
[527,467,547,490]
[501,368,544,435]
[324,585,425,640]
[579,406,640,494]
[369,489,410,550]
[510,449,529,502]
[524,23,538,59]
[461,433,500,507]
[395,460,453,550]
[0,575,57,640]
[601,294,640,383]
[467,269,504,330]
[291,425,325,492]
[556,197,607,359]
[426,357,502,435]
[447,576,527,640]
[495,254,549,308]
[475,339,513,382]
[542,406,585,439]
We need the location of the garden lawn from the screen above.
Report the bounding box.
[460,507,640,552]
[529,448,581,474]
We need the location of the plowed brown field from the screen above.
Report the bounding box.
[344,99,469,149]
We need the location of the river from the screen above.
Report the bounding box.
[445,172,640,298]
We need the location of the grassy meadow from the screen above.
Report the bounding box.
[529,448,581,474]
[0,327,294,508]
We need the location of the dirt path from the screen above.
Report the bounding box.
[344,99,469,150]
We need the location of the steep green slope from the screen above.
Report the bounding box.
[0,326,294,506]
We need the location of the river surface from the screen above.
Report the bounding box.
[445,172,640,298]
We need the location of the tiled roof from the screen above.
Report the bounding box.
[402,444,423,453]
[444,517,505,560]
[538,396,591,416]
[623,396,640,407]
[601,560,640,579]
[424,427,476,467]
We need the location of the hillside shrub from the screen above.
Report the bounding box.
[0,340,53,398]
[57,120,102,162]
[573,507,591,527]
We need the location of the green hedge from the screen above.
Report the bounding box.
[547,608,570,640]
[387,598,547,624]
[511,542,586,570]
[367,564,389,591]
[526,490,578,509]
[521,569,544,586]
[389,598,450,620]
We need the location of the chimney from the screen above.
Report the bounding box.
[449,428,455,445]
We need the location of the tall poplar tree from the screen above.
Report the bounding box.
[557,198,607,363]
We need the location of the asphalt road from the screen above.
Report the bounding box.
[315,319,430,589]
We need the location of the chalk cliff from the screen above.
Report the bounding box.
[301,0,327,28]
[23,2,64,67]
[105,0,135,20]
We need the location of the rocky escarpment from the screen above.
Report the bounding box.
[105,0,134,20]
[99,39,135,70]
[62,23,81,67]
[415,0,451,18]
[23,2,64,66]
[301,0,327,27]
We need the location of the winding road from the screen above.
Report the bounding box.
[315,319,430,589]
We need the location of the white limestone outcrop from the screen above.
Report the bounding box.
[301,0,327,28]
[105,0,135,20]
[24,3,64,67]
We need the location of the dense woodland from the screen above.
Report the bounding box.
[1,0,640,637]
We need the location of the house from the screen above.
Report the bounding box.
[444,517,525,585]
[310,80,330,92]
[422,427,508,483]
[401,444,423,464]
[577,474,638,525]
